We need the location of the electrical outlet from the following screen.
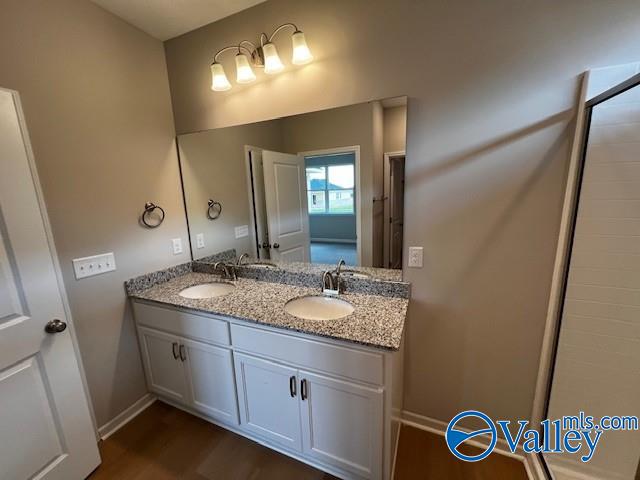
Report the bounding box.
[172,238,183,255]
[408,246,423,268]
[196,233,205,249]
[235,225,249,239]
[73,252,116,279]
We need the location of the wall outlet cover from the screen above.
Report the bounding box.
[73,252,116,280]
[196,233,205,249]
[172,238,183,255]
[235,225,249,239]
[408,246,423,268]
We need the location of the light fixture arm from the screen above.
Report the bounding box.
[209,21,312,91]
[260,23,299,46]
[213,44,253,63]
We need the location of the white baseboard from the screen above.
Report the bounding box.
[401,410,525,461]
[98,393,156,440]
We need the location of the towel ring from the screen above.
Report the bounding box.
[142,202,165,228]
[207,199,222,220]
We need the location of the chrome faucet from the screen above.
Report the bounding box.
[213,261,237,281]
[322,270,338,295]
[332,259,346,293]
[236,253,250,266]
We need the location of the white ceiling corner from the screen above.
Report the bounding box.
[90,0,266,41]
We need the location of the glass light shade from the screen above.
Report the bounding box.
[210,62,231,91]
[235,53,256,84]
[291,30,313,65]
[262,42,284,74]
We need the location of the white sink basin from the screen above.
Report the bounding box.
[179,282,235,299]
[284,295,354,321]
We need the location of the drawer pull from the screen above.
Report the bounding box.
[179,344,186,362]
[172,342,179,360]
[301,378,308,400]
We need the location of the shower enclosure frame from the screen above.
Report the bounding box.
[532,71,640,479]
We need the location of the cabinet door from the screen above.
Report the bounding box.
[299,371,383,479]
[234,352,302,451]
[138,327,187,403]
[181,338,239,425]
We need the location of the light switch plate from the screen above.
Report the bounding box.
[172,238,183,255]
[408,246,423,268]
[235,225,249,239]
[73,252,116,280]
[196,233,205,249]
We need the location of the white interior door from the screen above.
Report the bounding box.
[262,150,310,262]
[0,89,100,479]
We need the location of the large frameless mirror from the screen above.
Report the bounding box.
[177,96,407,278]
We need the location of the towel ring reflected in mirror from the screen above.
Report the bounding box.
[141,202,165,228]
[207,199,222,220]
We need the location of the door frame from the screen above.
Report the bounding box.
[383,150,405,269]
[244,145,264,258]
[0,86,99,439]
[297,146,362,266]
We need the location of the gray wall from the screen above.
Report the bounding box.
[281,102,377,264]
[179,120,284,259]
[384,106,407,153]
[164,0,640,427]
[0,0,186,428]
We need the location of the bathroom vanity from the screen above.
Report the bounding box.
[127,264,408,480]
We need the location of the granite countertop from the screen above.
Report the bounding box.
[130,272,408,350]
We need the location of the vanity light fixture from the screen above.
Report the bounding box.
[209,23,313,91]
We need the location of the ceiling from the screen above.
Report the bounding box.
[91,0,266,41]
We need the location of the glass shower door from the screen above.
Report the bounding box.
[543,80,640,479]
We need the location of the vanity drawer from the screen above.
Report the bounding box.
[133,302,230,346]
[230,324,383,385]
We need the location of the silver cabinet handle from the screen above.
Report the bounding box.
[45,319,67,334]
[301,378,308,400]
[172,342,179,360]
[179,344,186,362]
[289,376,296,397]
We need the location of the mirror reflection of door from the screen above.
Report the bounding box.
[384,152,405,269]
[178,96,407,270]
[247,148,269,259]
[254,150,310,262]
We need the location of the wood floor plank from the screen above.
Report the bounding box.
[89,402,528,480]
[89,402,335,480]
[394,424,529,480]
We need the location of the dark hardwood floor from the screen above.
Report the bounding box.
[89,401,528,480]
[394,423,529,480]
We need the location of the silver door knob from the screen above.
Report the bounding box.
[45,319,67,334]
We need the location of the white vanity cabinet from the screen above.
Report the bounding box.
[138,327,189,404]
[134,305,239,426]
[234,352,303,451]
[132,300,403,480]
[299,370,383,479]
